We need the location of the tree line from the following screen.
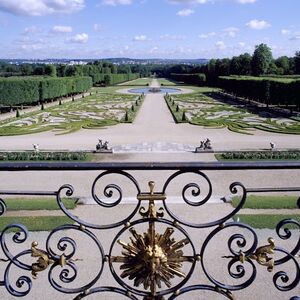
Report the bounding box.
[194,44,300,83]
[0,60,141,85]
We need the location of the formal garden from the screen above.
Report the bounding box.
[0,90,144,135]
[165,89,300,135]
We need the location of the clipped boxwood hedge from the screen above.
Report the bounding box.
[218,76,300,109]
[0,76,92,106]
[216,151,300,160]
[0,151,88,161]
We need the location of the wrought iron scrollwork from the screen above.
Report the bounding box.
[0,162,299,299]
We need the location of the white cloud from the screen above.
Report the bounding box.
[160,34,186,40]
[169,0,210,3]
[246,19,271,30]
[281,29,291,35]
[94,24,103,32]
[289,33,300,41]
[280,29,300,41]
[52,25,72,33]
[101,0,132,5]
[23,26,42,35]
[238,42,246,48]
[133,35,149,41]
[236,0,256,3]
[69,33,88,43]
[176,8,194,16]
[21,44,43,51]
[198,32,216,38]
[0,0,85,16]
[215,41,226,50]
[169,0,256,4]
[223,27,239,37]
[149,46,159,54]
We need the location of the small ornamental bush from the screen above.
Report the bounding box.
[124,110,129,122]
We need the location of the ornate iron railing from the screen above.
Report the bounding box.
[0,161,299,299]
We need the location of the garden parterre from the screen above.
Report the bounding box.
[167,91,300,135]
[0,91,142,135]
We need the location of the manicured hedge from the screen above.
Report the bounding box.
[217,151,300,160]
[0,76,92,106]
[169,73,206,86]
[218,76,300,109]
[0,151,88,161]
[92,73,139,85]
[0,77,40,106]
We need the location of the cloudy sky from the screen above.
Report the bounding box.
[0,0,299,59]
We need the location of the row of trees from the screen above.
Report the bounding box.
[0,61,140,85]
[154,44,300,84]
[198,45,300,83]
[218,76,300,110]
[0,76,92,106]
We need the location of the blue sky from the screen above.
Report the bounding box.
[0,0,299,59]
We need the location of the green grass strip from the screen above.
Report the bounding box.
[215,151,300,161]
[0,216,73,232]
[231,195,299,209]
[5,198,77,211]
[233,214,300,229]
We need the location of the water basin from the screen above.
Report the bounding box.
[128,87,181,94]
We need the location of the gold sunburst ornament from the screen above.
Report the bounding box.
[118,227,189,292]
[113,181,190,295]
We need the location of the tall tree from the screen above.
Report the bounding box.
[295,51,300,74]
[275,56,290,74]
[251,43,273,76]
[44,65,57,77]
[238,53,252,75]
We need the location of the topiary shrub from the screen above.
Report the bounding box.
[124,110,129,122]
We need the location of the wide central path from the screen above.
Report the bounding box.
[133,79,174,127]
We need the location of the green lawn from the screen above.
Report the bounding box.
[0,216,74,232]
[4,197,77,211]
[232,195,299,209]
[122,78,152,85]
[157,78,178,86]
[233,214,300,229]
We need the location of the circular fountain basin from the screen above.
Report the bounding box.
[128,87,181,94]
